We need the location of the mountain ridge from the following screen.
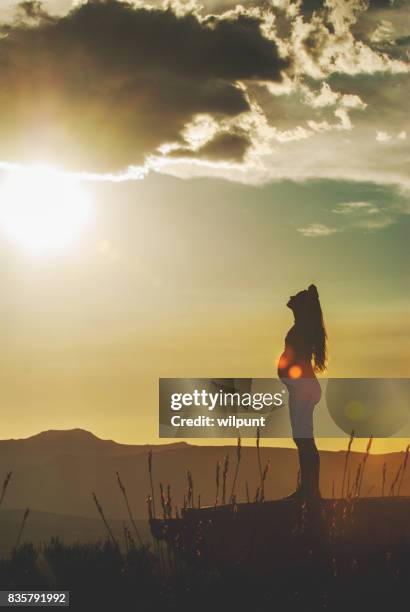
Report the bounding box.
[1,427,189,448]
[0,428,408,520]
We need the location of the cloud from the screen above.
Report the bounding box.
[168,131,252,162]
[303,82,367,110]
[0,0,408,187]
[370,19,395,44]
[290,1,408,80]
[156,0,409,189]
[297,223,339,237]
[297,189,402,238]
[375,129,408,143]
[331,197,396,231]
[352,216,394,230]
[0,0,287,172]
[332,201,377,214]
[376,130,392,142]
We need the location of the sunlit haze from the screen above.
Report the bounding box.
[0,0,408,455]
[0,167,92,253]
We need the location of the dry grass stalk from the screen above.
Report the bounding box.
[0,471,12,509]
[256,427,270,500]
[127,526,136,550]
[260,459,270,502]
[352,463,362,498]
[147,450,156,519]
[357,435,373,497]
[166,485,172,519]
[123,524,135,553]
[13,508,29,553]
[390,461,402,496]
[381,462,387,497]
[215,461,221,507]
[341,431,354,498]
[159,482,166,518]
[116,472,143,546]
[397,444,410,496]
[186,470,194,508]
[123,524,130,554]
[245,481,250,503]
[92,492,118,547]
[256,427,263,487]
[146,493,153,519]
[222,454,229,505]
[230,437,242,503]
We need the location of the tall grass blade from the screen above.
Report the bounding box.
[222,455,229,505]
[0,471,12,509]
[390,461,402,496]
[215,461,221,507]
[341,431,354,499]
[357,435,373,497]
[230,437,242,503]
[116,471,143,546]
[92,492,118,548]
[381,462,387,497]
[147,450,156,519]
[245,481,250,503]
[256,427,263,486]
[13,508,29,553]
[397,444,409,497]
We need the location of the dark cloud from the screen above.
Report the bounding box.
[195,131,251,161]
[367,0,409,8]
[15,1,52,22]
[0,0,287,172]
[170,131,251,163]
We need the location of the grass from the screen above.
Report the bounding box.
[0,534,408,612]
[138,434,410,522]
[2,436,410,610]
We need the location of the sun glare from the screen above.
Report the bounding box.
[0,166,92,253]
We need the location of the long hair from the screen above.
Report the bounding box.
[299,284,328,372]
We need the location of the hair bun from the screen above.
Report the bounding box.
[308,284,319,298]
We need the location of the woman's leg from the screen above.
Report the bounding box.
[293,437,321,499]
[288,386,321,499]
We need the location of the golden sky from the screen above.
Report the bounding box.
[0,1,409,453]
[0,176,408,452]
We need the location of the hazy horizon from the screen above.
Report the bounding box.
[2,425,410,455]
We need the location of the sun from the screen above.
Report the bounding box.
[0,166,92,253]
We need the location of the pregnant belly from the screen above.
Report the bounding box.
[277,349,314,381]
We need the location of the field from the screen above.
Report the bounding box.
[1,433,410,611]
[0,523,408,612]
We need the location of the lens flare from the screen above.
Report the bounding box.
[288,365,302,379]
[0,166,92,253]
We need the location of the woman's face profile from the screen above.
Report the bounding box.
[287,290,308,310]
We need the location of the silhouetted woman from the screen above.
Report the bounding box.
[277,284,327,500]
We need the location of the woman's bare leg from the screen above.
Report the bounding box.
[294,437,321,499]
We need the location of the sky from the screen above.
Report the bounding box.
[0,0,409,451]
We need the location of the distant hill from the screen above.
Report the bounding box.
[0,428,187,468]
[0,429,408,524]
